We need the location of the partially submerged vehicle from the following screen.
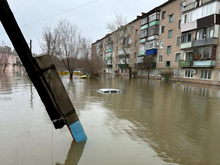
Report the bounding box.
[97,88,122,94]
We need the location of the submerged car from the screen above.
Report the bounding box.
[97,88,122,94]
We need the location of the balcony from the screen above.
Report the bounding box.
[193,38,218,47]
[107,60,112,65]
[105,48,112,53]
[118,54,129,59]
[118,64,127,68]
[145,48,157,55]
[181,20,197,32]
[180,42,192,49]
[182,1,196,12]
[193,60,216,67]
[105,57,112,60]
[149,20,159,27]
[179,61,193,67]
[140,38,146,43]
[139,51,145,56]
[137,62,156,69]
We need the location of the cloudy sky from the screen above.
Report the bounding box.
[0,0,166,54]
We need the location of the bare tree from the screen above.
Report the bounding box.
[106,13,127,32]
[41,19,81,79]
[117,25,133,78]
[56,20,81,79]
[80,37,102,78]
[40,25,60,57]
[106,14,133,78]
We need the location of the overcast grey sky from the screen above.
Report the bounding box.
[0,0,166,54]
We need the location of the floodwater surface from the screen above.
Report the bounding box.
[1,72,220,165]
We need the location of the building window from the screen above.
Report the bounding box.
[175,53,181,62]
[140,29,148,38]
[141,17,148,25]
[182,12,193,24]
[180,1,186,11]
[182,31,193,43]
[177,36,181,45]
[161,25,165,34]
[174,69,179,77]
[135,41,137,47]
[168,29,173,38]
[162,11,166,19]
[135,29,138,35]
[178,19,181,29]
[202,3,215,17]
[150,69,155,76]
[159,41,164,49]
[134,63,137,67]
[200,70,211,79]
[166,61,170,67]
[194,46,212,59]
[158,69,161,76]
[169,14,174,23]
[149,12,160,22]
[196,26,214,40]
[186,52,193,61]
[167,46,171,54]
[184,69,193,78]
[134,52,137,58]
[158,55,163,62]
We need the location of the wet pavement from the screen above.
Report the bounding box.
[1,71,220,165]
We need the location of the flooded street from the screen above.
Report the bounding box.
[1,72,220,165]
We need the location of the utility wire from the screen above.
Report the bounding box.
[18,0,99,27]
[0,0,99,35]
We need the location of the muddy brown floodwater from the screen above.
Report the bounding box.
[1,72,220,165]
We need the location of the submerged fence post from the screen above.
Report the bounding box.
[0,0,87,142]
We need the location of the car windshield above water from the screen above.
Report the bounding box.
[97,88,122,94]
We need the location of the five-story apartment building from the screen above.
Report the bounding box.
[92,0,220,86]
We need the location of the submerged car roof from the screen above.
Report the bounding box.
[97,88,122,93]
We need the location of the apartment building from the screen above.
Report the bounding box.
[92,18,141,76]
[0,46,21,72]
[92,0,220,85]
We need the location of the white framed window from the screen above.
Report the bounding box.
[159,41,164,49]
[200,70,211,80]
[150,69,155,76]
[160,25,165,34]
[168,29,173,38]
[158,69,161,76]
[184,69,193,78]
[174,69,179,77]
[175,53,181,62]
[158,55,163,62]
[177,36,181,46]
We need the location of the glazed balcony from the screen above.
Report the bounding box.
[105,57,112,60]
[193,38,218,47]
[180,42,192,49]
[182,1,196,12]
[118,64,127,68]
[107,60,112,65]
[193,60,216,67]
[105,48,112,53]
[137,62,156,69]
[179,60,193,67]
[181,20,197,32]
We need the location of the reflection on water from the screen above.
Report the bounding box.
[1,72,220,165]
[56,141,86,165]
